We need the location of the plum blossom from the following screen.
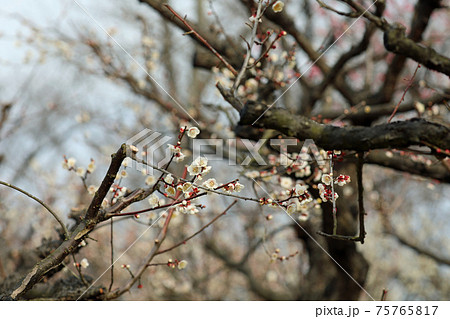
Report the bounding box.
[87,160,96,173]
[174,152,186,162]
[164,174,174,184]
[287,203,296,214]
[298,211,309,222]
[178,260,188,269]
[76,167,86,177]
[280,177,293,189]
[321,174,332,185]
[187,127,200,138]
[166,186,176,196]
[203,178,218,189]
[187,163,202,176]
[148,194,159,208]
[87,185,97,196]
[294,184,307,196]
[80,258,89,269]
[272,1,284,13]
[145,175,156,186]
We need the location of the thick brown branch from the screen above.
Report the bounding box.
[383,24,450,77]
[238,101,450,152]
[9,145,127,299]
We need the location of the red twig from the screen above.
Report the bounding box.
[380,289,388,301]
[164,4,237,76]
[387,64,420,123]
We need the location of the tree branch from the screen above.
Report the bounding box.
[0,181,69,239]
[238,101,450,152]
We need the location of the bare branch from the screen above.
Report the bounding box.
[0,180,69,239]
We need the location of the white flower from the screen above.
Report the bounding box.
[87,161,96,173]
[245,78,258,91]
[245,170,259,178]
[287,203,296,214]
[145,175,156,186]
[80,258,89,269]
[187,127,200,138]
[174,152,185,162]
[87,185,97,196]
[415,101,425,114]
[166,186,176,196]
[321,174,332,185]
[67,157,76,169]
[298,211,309,222]
[168,144,180,154]
[294,184,307,196]
[186,205,199,214]
[76,167,86,177]
[203,178,218,189]
[272,1,284,13]
[178,260,188,270]
[194,156,208,167]
[122,158,131,167]
[280,177,293,189]
[234,182,244,192]
[187,163,201,176]
[181,182,193,194]
[129,145,139,153]
[164,174,174,184]
[148,194,159,208]
[202,166,212,175]
[119,170,128,178]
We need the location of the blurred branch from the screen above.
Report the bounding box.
[0,180,69,239]
[156,200,237,255]
[139,0,243,69]
[205,240,292,300]
[365,150,450,183]
[164,4,237,76]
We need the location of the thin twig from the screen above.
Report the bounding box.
[0,180,69,239]
[356,152,366,244]
[330,154,338,235]
[232,0,264,93]
[156,200,237,255]
[105,168,189,299]
[388,64,421,123]
[164,4,237,76]
[108,218,114,291]
[380,289,388,301]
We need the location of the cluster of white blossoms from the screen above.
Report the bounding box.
[62,157,96,175]
[187,156,211,179]
[317,183,339,203]
[167,142,186,163]
[175,200,199,215]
